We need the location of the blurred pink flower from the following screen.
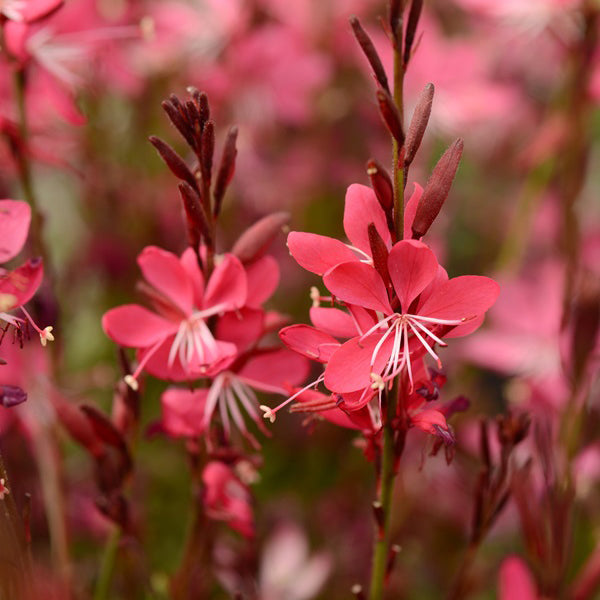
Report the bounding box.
[202,461,253,538]
[258,522,331,600]
[498,555,538,600]
[0,0,63,23]
[102,246,247,389]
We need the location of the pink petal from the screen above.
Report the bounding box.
[102,305,176,348]
[180,247,205,306]
[309,306,356,338]
[388,240,438,312]
[279,324,339,363]
[161,388,207,438]
[324,262,392,314]
[138,246,193,314]
[343,184,390,254]
[324,334,394,393]
[238,348,309,393]
[403,183,423,240]
[204,253,247,310]
[0,200,31,262]
[216,308,264,352]
[245,255,279,307]
[445,313,485,338]
[0,258,43,307]
[498,556,537,600]
[287,231,358,275]
[11,0,63,22]
[419,275,500,321]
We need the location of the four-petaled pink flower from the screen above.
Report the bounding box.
[102,246,247,389]
[322,239,499,396]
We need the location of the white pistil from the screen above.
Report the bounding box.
[260,373,325,422]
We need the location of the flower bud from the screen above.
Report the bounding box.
[404,83,434,167]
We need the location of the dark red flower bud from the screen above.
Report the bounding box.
[366,159,394,211]
[411,138,463,239]
[178,181,213,248]
[376,89,404,145]
[404,0,423,66]
[200,120,215,188]
[161,99,195,149]
[350,16,390,94]
[232,212,290,263]
[149,136,199,192]
[368,223,391,290]
[404,83,434,167]
[213,126,238,217]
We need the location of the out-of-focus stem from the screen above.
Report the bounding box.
[93,527,121,600]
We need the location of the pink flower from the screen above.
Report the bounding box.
[0,199,50,345]
[202,461,253,538]
[0,0,63,23]
[498,556,538,600]
[102,246,247,389]
[322,239,499,394]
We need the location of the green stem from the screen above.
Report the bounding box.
[93,527,121,600]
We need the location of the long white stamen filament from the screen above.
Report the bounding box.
[260,373,325,422]
[409,317,448,347]
[408,321,442,367]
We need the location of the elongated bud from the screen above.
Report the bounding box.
[200,120,215,188]
[367,159,393,210]
[213,126,238,217]
[149,136,199,192]
[389,0,403,43]
[350,16,390,94]
[161,100,195,149]
[404,83,434,166]
[411,138,463,239]
[376,89,404,144]
[232,212,290,263]
[368,223,391,289]
[178,181,213,248]
[386,544,402,579]
[404,0,423,66]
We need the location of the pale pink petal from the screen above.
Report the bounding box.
[324,262,392,314]
[388,240,438,312]
[498,556,537,600]
[204,253,247,310]
[179,247,205,306]
[0,200,31,262]
[102,305,176,348]
[309,306,356,338]
[343,183,390,253]
[324,334,394,393]
[287,231,358,275]
[245,255,279,307]
[216,308,264,351]
[161,388,207,438]
[279,324,339,363]
[419,275,500,320]
[403,183,423,240]
[238,348,309,393]
[138,246,193,314]
[0,258,43,307]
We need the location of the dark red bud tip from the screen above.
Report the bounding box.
[232,212,290,263]
[376,89,404,144]
[411,138,463,239]
[161,99,196,149]
[213,126,238,217]
[404,0,424,66]
[366,159,394,211]
[350,16,390,94]
[404,83,434,166]
[149,136,199,192]
[0,385,27,407]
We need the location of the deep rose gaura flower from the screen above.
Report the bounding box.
[102,246,247,389]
